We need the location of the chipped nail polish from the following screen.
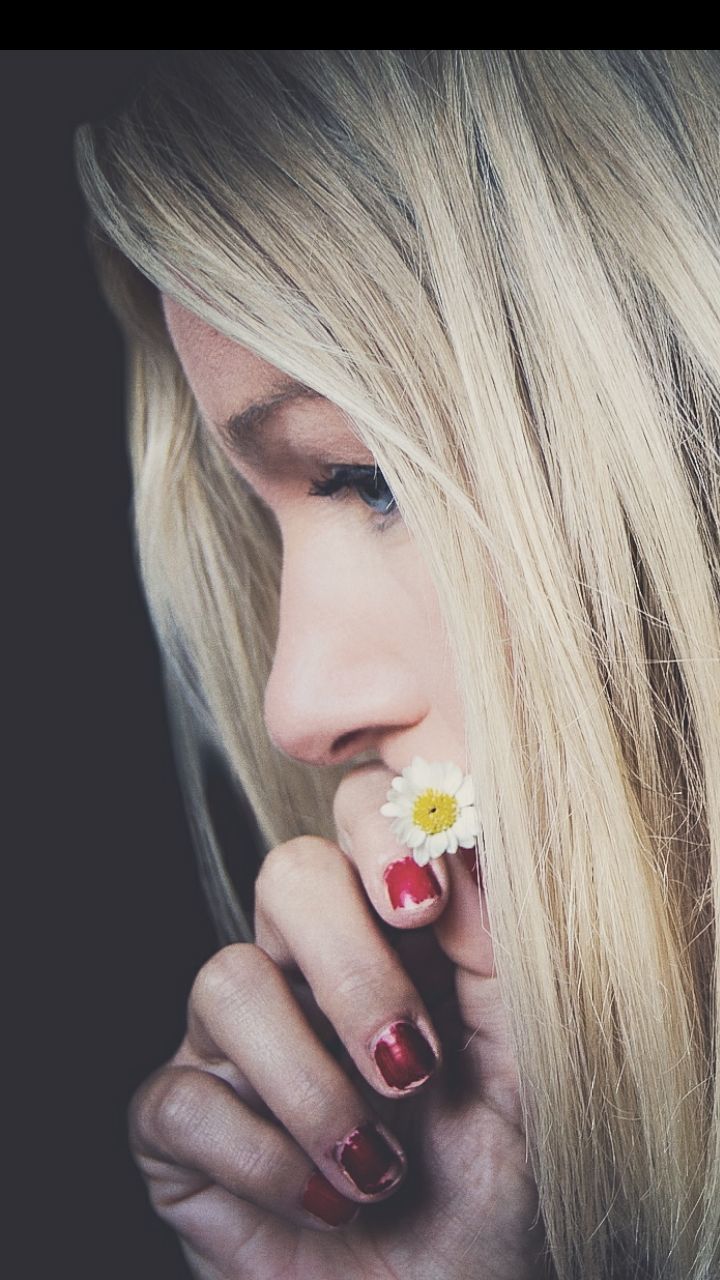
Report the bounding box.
[384,857,441,909]
[373,1019,438,1090]
[335,1123,404,1194]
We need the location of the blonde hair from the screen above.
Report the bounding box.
[75,50,720,1279]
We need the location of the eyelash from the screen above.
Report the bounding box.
[307,465,399,528]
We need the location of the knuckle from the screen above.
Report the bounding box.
[153,1070,210,1150]
[189,943,271,1019]
[254,841,297,909]
[128,1066,205,1159]
[127,1073,159,1156]
[255,837,335,910]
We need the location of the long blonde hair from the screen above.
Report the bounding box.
[75,51,720,1279]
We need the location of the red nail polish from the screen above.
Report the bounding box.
[384,857,441,909]
[335,1123,404,1194]
[373,1020,437,1090]
[302,1171,359,1226]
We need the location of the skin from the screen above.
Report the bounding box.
[128,296,552,1279]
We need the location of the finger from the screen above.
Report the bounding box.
[333,765,513,1108]
[333,762,452,928]
[185,944,408,1201]
[434,840,496,978]
[176,1184,349,1276]
[170,1036,275,1120]
[334,762,492,974]
[130,1064,361,1238]
[254,838,442,1097]
[173,962,346,1109]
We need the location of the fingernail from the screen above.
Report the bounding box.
[335,1122,404,1195]
[372,1019,438,1090]
[384,856,441,909]
[302,1170,359,1226]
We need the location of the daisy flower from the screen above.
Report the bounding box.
[380,756,480,867]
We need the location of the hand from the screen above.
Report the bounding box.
[129,763,550,1279]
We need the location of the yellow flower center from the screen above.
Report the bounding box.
[412,788,458,835]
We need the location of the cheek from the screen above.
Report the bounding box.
[387,543,468,746]
[422,621,468,750]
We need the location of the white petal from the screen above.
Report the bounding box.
[455,807,480,839]
[380,802,401,817]
[458,832,478,848]
[396,819,415,844]
[455,775,474,807]
[394,795,414,815]
[411,757,432,789]
[443,763,464,795]
[407,826,427,848]
[455,824,479,846]
[445,831,459,854]
[391,776,410,793]
[427,761,448,790]
[429,831,449,857]
[413,844,431,867]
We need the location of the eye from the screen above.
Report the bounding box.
[307,464,398,524]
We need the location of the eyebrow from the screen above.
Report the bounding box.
[214,383,325,467]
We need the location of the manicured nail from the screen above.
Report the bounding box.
[372,1019,438,1090]
[302,1171,359,1226]
[384,856,441,909]
[335,1122,404,1194]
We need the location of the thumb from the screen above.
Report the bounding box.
[433,841,496,979]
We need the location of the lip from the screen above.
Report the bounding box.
[380,753,472,780]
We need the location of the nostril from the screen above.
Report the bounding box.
[328,729,397,770]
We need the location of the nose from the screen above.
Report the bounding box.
[262,530,425,769]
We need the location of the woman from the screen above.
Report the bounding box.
[75,50,720,1279]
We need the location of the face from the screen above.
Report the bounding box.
[162,296,469,781]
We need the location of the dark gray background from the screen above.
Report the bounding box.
[7,50,240,1279]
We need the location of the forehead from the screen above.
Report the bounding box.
[162,294,290,420]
